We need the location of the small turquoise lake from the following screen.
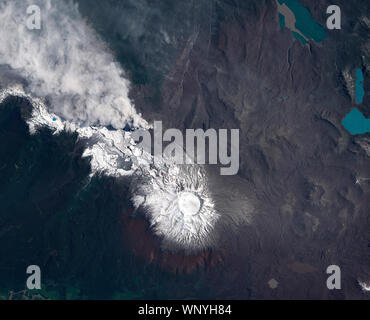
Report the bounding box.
[342,108,370,135]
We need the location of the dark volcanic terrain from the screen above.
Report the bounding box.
[0,0,369,299]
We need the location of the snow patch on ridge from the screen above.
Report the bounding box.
[359,280,370,292]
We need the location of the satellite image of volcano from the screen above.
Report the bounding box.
[0,0,369,300]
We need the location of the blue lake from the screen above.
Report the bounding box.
[342,108,370,135]
[355,68,364,104]
[278,0,327,43]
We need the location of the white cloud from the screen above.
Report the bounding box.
[0,0,147,129]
